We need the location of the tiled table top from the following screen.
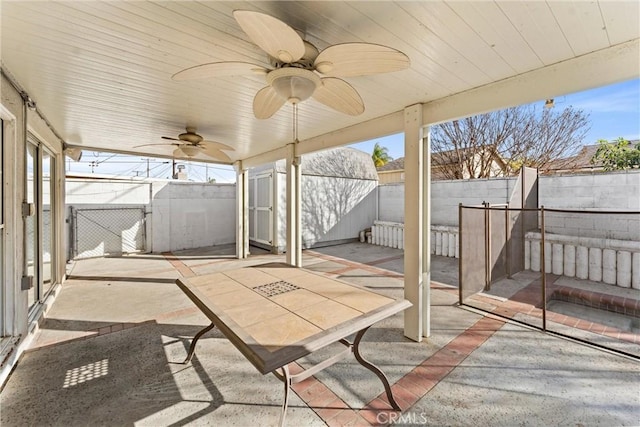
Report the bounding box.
[177,262,411,374]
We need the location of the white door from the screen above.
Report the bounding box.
[248,172,273,245]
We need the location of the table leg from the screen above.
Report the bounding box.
[279,365,292,427]
[183,322,216,364]
[353,327,401,411]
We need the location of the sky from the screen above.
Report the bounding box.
[67,78,640,182]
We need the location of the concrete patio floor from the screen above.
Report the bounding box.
[1,242,638,426]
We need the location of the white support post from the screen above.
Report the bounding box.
[235,161,249,259]
[422,126,431,338]
[285,143,302,266]
[403,104,425,342]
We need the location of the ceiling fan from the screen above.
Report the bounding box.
[172,10,411,119]
[134,127,234,162]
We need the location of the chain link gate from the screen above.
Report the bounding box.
[70,206,146,259]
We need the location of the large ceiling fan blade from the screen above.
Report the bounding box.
[314,43,410,77]
[253,86,286,119]
[233,10,305,63]
[201,146,232,162]
[313,78,364,116]
[161,136,180,141]
[172,61,268,81]
[201,140,235,152]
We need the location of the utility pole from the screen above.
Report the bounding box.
[146,158,150,178]
[172,159,176,179]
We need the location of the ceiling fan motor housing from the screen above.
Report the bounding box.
[267,67,321,104]
[178,131,203,144]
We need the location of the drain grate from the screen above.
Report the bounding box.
[253,281,300,298]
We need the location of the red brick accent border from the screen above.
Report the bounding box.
[162,251,196,277]
[286,298,505,425]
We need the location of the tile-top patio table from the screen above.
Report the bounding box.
[176,262,411,426]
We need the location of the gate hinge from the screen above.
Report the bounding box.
[22,202,35,217]
[21,275,33,291]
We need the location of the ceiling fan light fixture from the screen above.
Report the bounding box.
[180,145,200,157]
[267,67,321,104]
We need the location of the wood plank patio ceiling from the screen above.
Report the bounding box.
[1,1,638,164]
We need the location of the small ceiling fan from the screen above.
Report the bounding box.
[135,127,234,162]
[172,10,410,119]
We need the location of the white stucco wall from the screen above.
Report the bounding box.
[151,181,235,252]
[1,73,66,386]
[66,179,236,254]
[66,179,151,204]
[274,172,377,251]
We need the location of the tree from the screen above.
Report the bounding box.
[592,137,640,171]
[371,142,392,167]
[430,105,590,179]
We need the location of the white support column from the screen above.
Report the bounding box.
[234,161,249,259]
[294,148,302,267]
[422,126,431,338]
[404,104,425,342]
[285,143,302,266]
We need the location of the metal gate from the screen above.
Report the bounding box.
[70,206,146,259]
[248,172,273,246]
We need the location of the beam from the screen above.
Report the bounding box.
[297,111,404,156]
[242,146,288,170]
[421,39,640,125]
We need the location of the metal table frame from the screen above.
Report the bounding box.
[176,264,411,426]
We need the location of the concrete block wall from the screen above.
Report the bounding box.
[539,171,640,241]
[379,177,517,225]
[374,171,640,286]
[378,170,640,232]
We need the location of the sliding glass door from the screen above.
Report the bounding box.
[26,137,56,315]
[26,142,38,311]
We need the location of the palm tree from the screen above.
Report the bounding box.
[372,142,392,167]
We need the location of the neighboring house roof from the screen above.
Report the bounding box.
[376,157,404,172]
[543,140,640,173]
[376,147,507,174]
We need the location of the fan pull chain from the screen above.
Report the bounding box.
[292,102,299,143]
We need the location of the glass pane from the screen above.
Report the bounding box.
[26,143,38,310]
[42,149,53,297]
